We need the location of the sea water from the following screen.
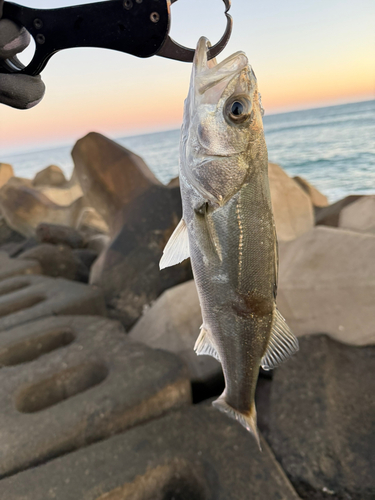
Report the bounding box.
[2,99,374,203]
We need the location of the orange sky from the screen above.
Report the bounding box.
[1,0,374,153]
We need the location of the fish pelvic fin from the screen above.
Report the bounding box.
[212,394,261,451]
[261,308,299,371]
[159,218,190,270]
[194,325,220,362]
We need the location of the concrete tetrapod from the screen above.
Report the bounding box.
[0,251,41,281]
[0,275,106,330]
[265,335,375,500]
[73,133,192,329]
[0,315,191,479]
[0,404,300,499]
[278,226,375,345]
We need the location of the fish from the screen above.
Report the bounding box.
[160,37,298,447]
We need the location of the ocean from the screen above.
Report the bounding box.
[2,99,374,203]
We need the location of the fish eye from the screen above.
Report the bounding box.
[225,96,252,124]
[231,101,244,116]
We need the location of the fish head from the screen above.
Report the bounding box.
[181,37,267,206]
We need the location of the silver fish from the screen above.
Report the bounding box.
[160,37,298,447]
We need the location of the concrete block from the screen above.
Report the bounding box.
[0,315,191,478]
[278,226,375,345]
[339,195,375,234]
[0,275,106,330]
[130,280,221,385]
[0,405,300,499]
[0,251,41,281]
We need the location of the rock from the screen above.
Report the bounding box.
[32,165,67,187]
[130,280,221,385]
[0,404,300,499]
[315,195,363,227]
[0,162,14,187]
[0,251,41,280]
[0,182,86,237]
[18,244,89,282]
[73,133,192,329]
[0,275,106,330]
[339,195,375,234]
[268,163,314,241]
[0,237,38,258]
[0,315,190,479]
[37,182,83,206]
[265,335,375,500]
[75,207,109,236]
[85,233,110,254]
[293,176,329,207]
[72,248,98,270]
[36,223,84,248]
[278,226,375,345]
[72,132,163,235]
[0,216,24,247]
[167,175,180,188]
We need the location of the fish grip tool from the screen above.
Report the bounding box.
[0,0,232,76]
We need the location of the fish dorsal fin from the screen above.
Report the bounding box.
[261,309,299,371]
[194,325,220,362]
[159,219,190,270]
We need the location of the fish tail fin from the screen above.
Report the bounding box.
[212,394,261,451]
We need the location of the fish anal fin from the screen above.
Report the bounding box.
[194,325,220,362]
[213,394,261,450]
[261,308,299,371]
[159,218,190,270]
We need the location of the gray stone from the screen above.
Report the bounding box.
[0,315,190,478]
[339,195,375,234]
[32,165,67,187]
[18,244,89,282]
[278,226,375,345]
[0,181,87,237]
[0,216,24,247]
[0,251,41,281]
[130,280,221,384]
[315,195,363,227]
[0,237,38,258]
[72,248,98,271]
[0,275,106,330]
[73,133,192,329]
[265,335,375,500]
[36,223,84,248]
[85,233,110,254]
[293,176,329,207]
[268,163,314,241]
[0,404,300,499]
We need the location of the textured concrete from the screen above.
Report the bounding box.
[0,275,106,330]
[130,280,221,384]
[0,315,191,479]
[293,176,328,207]
[265,335,375,500]
[74,133,192,329]
[278,226,375,345]
[0,251,41,281]
[315,195,362,227]
[0,405,300,499]
[268,163,314,241]
[339,195,375,234]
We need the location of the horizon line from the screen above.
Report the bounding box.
[2,97,374,159]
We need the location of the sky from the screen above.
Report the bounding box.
[0,0,374,154]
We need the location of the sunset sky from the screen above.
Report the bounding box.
[1,0,374,154]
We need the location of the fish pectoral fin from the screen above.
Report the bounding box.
[261,308,299,371]
[194,325,220,362]
[212,395,261,450]
[159,218,190,270]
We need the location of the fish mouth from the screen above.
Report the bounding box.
[193,37,248,95]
